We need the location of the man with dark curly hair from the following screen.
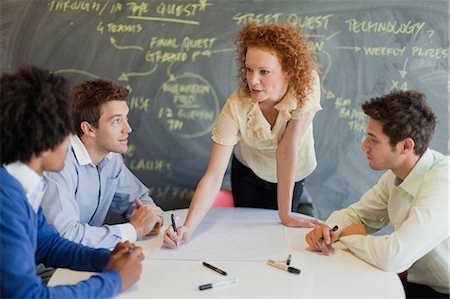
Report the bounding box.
[41,78,164,249]
[306,90,449,298]
[0,65,144,298]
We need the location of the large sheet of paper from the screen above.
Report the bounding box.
[151,218,289,261]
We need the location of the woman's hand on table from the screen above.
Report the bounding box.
[281,215,322,228]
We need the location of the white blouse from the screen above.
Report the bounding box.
[212,72,321,183]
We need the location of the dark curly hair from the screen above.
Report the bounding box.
[362,90,436,156]
[71,78,129,136]
[235,22,318,107]
[0,65,72,164]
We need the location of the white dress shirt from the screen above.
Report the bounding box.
[327,149,449,294]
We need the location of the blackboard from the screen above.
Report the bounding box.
[1,0,448,219]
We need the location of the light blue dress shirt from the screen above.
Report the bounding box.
[41,135,155,249]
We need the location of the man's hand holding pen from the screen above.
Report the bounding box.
[305,224,339,256]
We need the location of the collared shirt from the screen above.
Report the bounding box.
[327,149,449,294]
[212,72,321,183]
[4,162,46,213]
[41,135,154,249]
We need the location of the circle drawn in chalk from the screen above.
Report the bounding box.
[154,73,220,139]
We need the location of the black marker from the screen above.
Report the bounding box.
[203,262,227,276]
[267,260,301,275]
[286,254,292,265]
[318,225,339,242]
[171,213,179,248]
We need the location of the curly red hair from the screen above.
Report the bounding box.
[234,22,318,107]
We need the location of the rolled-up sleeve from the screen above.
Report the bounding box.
[334,159,449,273]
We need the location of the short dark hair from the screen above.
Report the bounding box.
[71,79,129,136]
[362,90,436,156]
[0,65,72,164]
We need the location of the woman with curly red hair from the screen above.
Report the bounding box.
[164,22,322,248]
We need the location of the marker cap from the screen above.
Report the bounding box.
[199,283,212,290]
[288,266,301,274]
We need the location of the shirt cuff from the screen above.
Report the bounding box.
[325,221,344,241]
[117,223,137,243]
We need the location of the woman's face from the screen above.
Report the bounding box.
[245,46,289,103]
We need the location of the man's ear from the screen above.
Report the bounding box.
[80,121,95,137]
[401,137,415,154]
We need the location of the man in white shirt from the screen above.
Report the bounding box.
[306,90,449,298]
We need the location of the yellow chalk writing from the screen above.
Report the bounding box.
[411,47,448,59]
[363,46,406,57]
[287,13,333,30]
[345,18,425,37]
[233,12,283,25]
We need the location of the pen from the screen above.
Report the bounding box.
[267,260,301,274]
[203,262,227,276]
[286,254,292,265]
[199,277,239,291]
[318,225,339,242]
[171,213,179,249]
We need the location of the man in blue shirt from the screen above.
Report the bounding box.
[0,65,144,298]
[41,78,164,249]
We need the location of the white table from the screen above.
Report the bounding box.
[49,208,405,298]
